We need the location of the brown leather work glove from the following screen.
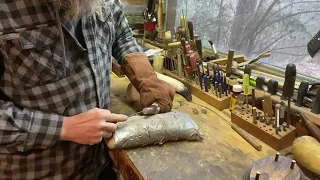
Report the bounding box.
[121,52,175,113]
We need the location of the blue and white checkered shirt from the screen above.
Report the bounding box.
[0,0,143,179]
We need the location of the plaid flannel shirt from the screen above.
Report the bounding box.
[0,0,143,179]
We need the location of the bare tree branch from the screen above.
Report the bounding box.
[271,52,306,56]
[266,1,320,21]
[257,10,320,35]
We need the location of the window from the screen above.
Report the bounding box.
[167,0,320,79]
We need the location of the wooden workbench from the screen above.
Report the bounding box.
[108,74,277,180]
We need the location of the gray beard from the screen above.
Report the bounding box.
[59,0,103,20]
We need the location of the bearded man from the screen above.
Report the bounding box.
[0,0,175,179]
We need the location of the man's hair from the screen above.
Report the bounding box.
[56,0,104,19]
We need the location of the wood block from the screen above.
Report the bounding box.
[246,155,303,180]
[163,70,231,111]
[231,105,296,151]
[112,59,125,77]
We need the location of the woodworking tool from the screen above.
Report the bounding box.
[177,49,183,77]
[180,15,186,29]
[267,79,278,95]
[157,0,164,38]
[243,74,250,107]
[275,104,281,134]
[219,74,223,86]
[255,76,265,91]
[226,50,235,77]
[128,103,160,117]
[181,38,187,56]
[252,89,256,113]
[282,64,296,127]
[187,21,194,43]
[263,93,274,117]
[219,83,222,98]
[238,51,271,67]
[280,101,285,120]
[208,39,220,59]
[204,75,209,92]
[253,107,257,124]
[190,53,197,72]
[262,100,266,117]
[244,65,252,78]
[224,76,228,96]
[231,123,262,151]
[207,63,210,76]
[300,113,320,141]
[307,29,320,57]
[215,82,218,97]
[311,89,320,114]
[196,39,204,74]
[196,63,203,89]
[295,81,309,107]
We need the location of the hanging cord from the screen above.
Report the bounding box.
[53,1,67,76]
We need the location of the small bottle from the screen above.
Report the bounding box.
[230,84,242,111]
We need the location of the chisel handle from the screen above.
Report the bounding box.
[282,64,296,99]
[187,21,194,40]
[231,124,262,151]
[296,81,309,107]
[300,114,320,142]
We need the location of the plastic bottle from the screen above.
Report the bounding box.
[230,84,243,111]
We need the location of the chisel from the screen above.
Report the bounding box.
[196,63,203,90]
[243,74,250,108]
[256,76,265,91]
[295,81,309,107]
[252,89,256,113]
[215,82,218,97]
[267,79,278,95]
[204,75,209,92]
[187,21,195,43]
[219,83,222,98]
[196,39,204,74]
[244,65,252,78]
[282,64,296,127]
[224,75,228,96]
[311,89,320,114]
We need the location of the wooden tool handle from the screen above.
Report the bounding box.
[157,0,163,32]
[226,50,234,77]
[231,124,262,151]
[263,93,274,117]
[300,114,320,142]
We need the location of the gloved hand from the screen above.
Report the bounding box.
[121,52,175,113]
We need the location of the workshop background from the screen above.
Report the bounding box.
[167,0,320,78]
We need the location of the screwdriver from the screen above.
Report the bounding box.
[282,64,296,127]
[243,74,250,108]
[128,103,161,117]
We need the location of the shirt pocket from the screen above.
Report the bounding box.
[95,10,115,53]
[0,26,69,87]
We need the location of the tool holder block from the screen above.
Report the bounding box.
[231,105,296,150]
[163,70,231,111]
